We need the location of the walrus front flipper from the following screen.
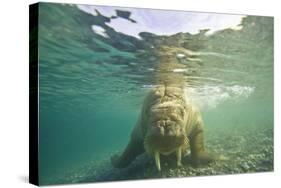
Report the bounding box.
[111,134,145,168]
[189,119,215,166]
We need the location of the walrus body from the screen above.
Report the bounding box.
[111,85,213,171]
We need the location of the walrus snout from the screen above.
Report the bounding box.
[152,120,183,137]
[166,127,179,136]
[151,125,165,136]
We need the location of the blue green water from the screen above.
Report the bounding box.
[37,3,273,185]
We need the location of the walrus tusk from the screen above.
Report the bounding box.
[176,147,182,167]
[154,151,161,171]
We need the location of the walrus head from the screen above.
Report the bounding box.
[144,114,188,149]
[144,118,186,152]
[143,87,189,170]
[144,112,189,171]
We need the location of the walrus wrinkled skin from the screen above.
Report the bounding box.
[111,85,214,171]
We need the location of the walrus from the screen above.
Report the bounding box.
[111,46,215,171]
[111,85,215,171]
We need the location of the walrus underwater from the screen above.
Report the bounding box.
[111,46,217,171]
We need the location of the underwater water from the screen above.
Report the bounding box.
[37,3,273,185]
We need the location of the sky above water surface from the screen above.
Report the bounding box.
[78,5,245,38]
